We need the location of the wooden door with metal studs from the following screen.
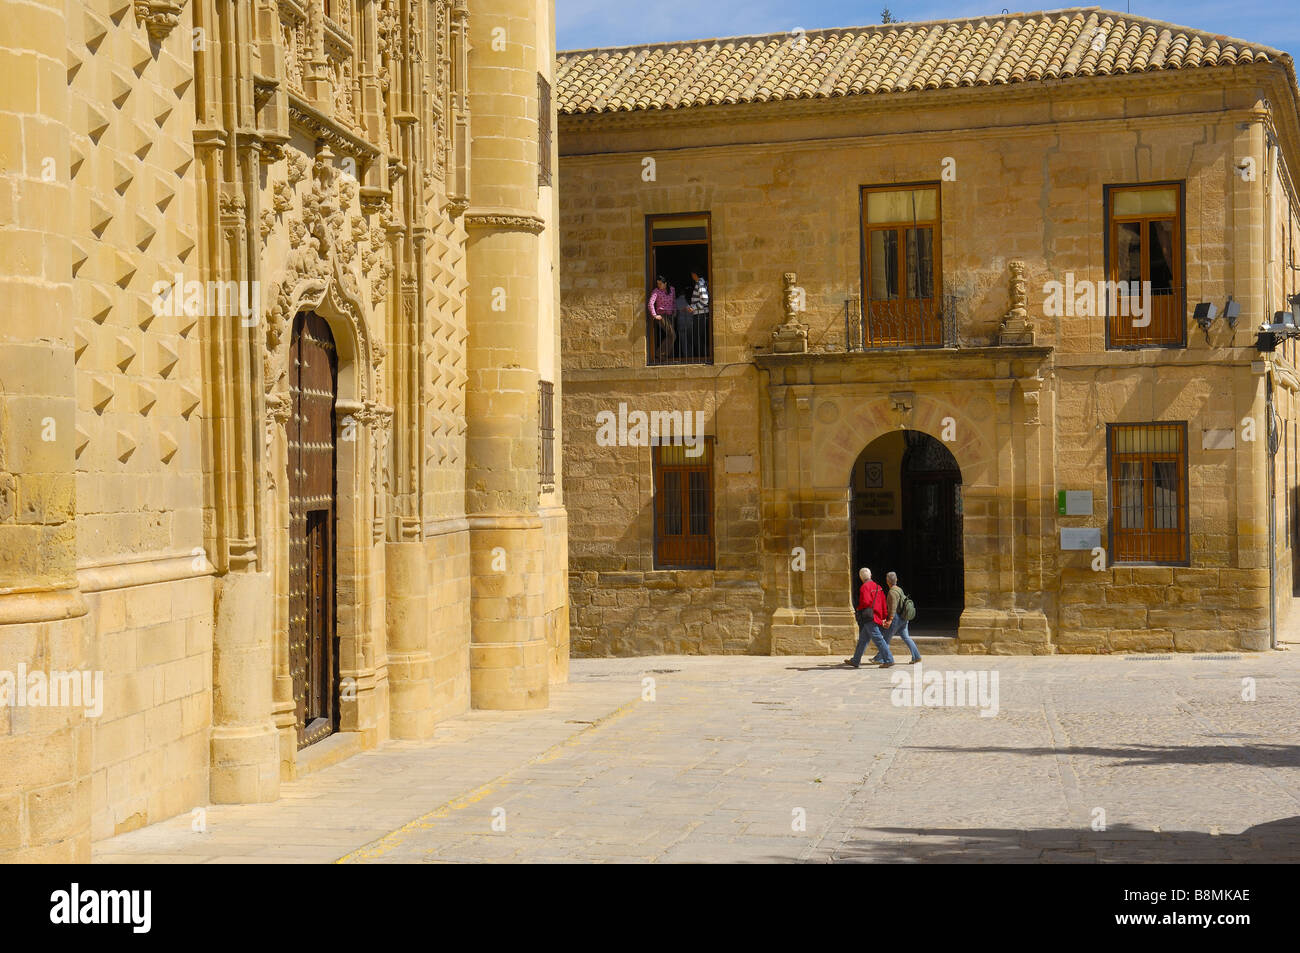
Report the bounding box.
[288,312,340,749]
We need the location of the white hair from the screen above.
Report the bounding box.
[858,567,871,581]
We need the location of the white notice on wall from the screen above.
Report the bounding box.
[1061,528,1102,550]
[1064,490,1092,515]
[1202,428,1236,451]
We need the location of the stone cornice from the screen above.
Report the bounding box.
[754,345,1054,380]
[77,551,216,594]
[0,586,87,625]
[561,104,1271,163]
[464,211,546,234]
[288,94,382,162]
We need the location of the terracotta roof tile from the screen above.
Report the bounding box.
[555,6,1287,115]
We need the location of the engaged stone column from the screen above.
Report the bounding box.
[385,539,435,736]
[463,0,548,710]
[210,571,279,802]
[0,2,90,861]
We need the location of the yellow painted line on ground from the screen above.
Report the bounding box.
[335,695,643,863]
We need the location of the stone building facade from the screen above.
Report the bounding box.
[556,10,1300,658]
[1,0,566,861]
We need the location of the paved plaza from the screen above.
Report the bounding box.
[91,642,1300,864]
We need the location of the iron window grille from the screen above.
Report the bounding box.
[1106,422,1189,564]
[652,439,714,569]
[537,74,552,187]
[538,379,555,488]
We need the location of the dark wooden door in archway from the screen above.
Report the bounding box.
[288,312,339,749]
[902,431,964,611]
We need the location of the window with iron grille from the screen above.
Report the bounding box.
[1107,423,1189,564]
[537,74,552,187]
[652,439,713,569]
[1105,183,1185,348]
[538,380,554,487]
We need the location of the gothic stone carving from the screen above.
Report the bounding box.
[135,1,186,42]
[263,145,374,400]
[463,213,546,234]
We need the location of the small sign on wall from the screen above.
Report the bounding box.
[856,491,895,517]
[1202,428,1236,450]
[1056,490,1093,516]
[724,454,753,473]
[1061,527,1102,550]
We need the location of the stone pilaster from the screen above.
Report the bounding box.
[0,0,89,861]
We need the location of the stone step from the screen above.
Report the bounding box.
[292,731,365,780]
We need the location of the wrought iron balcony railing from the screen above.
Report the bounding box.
[845,294,959,350]
[1106,285,1184,348]
[648,309,713,366]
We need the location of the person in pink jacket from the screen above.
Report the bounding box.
[647,275,676,359]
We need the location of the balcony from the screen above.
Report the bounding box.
[845,294,959,350]
[1107,285,1185,348]
[648,310,713,366]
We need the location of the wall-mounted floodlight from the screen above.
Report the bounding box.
[1256,301,1300,351]
[1224,295,1241,329]
[1193,301,1217,334]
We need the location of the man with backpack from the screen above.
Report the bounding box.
[844,567,893,668]
[882,571,922,664]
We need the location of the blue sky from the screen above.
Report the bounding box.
[557,1,1300,58]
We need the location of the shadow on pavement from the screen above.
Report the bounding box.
[908,742,1300,768]
[808,816,1300,863]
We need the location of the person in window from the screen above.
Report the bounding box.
[647,275,676,360]
[673,285,692,360]
[684,268,709,360]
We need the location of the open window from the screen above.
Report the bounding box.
[1105,183,1185,348]
[645,213,712,366]
[859,185,942,347]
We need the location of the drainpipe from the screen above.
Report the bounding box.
[1268,374,1278,649]
[1264,130,1279,649]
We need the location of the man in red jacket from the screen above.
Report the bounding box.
[844,567,894,668]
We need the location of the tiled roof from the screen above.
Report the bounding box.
[555,6,1286,115]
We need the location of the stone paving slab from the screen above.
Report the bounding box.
[94,649,1300,863]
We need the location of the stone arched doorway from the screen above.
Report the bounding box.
[849,430,964,635]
